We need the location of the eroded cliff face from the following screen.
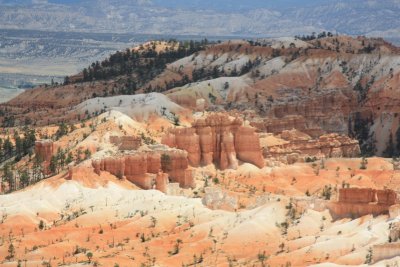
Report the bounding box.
[328,188,398,219]
[162,113,264,170]
[35,140,54,162]
[91,148,194,191]
[337,188,397,206]
[34,140,55,174]
[161,128,201,167]
[264,130,361,163]
[258,90,357,136]
[234,126,265,168]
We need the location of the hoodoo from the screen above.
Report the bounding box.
[162,113,265,170]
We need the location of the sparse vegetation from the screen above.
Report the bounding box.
[365,247,373,264]
[305,156,317,163]
[38,220,45,230]
[257,251,269,266]
[360,157,368,170]
[86,252,93,263]
[6,243,15,260]
[322,185,332,200]
[68,40,210,94]
[168,239,183,256]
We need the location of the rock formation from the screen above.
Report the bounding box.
[35,139,55,174]
[155,172,169,193]
[246,90,357,140]
[372,243,400,263]
[264,130,360,164]
[161,150,194,188]
[377,189,398,205]
[234,126,265,168]
[92,148,194,190]
[35,139,54,162]
[162,113,264,170]
[338,188,397,205]
[161,128,200,166]
[327,188,398,219]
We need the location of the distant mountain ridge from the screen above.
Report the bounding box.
[0,0,400,38]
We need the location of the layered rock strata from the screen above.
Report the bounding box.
[372,243,400,263]
[162,113,264,170]
[264,130,360,164]
[35,140,54,162]
[35,139,55,174]
[328,188,398,219]
[92,148,194,191]
[251,90,357,137]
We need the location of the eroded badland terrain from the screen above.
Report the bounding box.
[2,36,400,266]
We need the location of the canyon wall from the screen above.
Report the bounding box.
[162,113,264,170]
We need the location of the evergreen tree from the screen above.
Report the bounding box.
[14,134,23,159]
[49,155,58,175]
[63,76,70,85]
[55,122,69,140]
[7,243,15,259]
[3,163,14,192]
[66,151,74,165]
[84,149,91,160]
[59,149,66,170]
[0,138,3,160]
[19,169,30,188]
[3,137,13,158]
[32,156,43,182]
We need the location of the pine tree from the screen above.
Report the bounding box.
[33,156,43,182]
[49,155,58,175]
[7,243,15,259]
[57,148,66,171]
[3,138,13,158]
[14,134,23,159]
[19,169,30,188]
[3,163,14,192]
